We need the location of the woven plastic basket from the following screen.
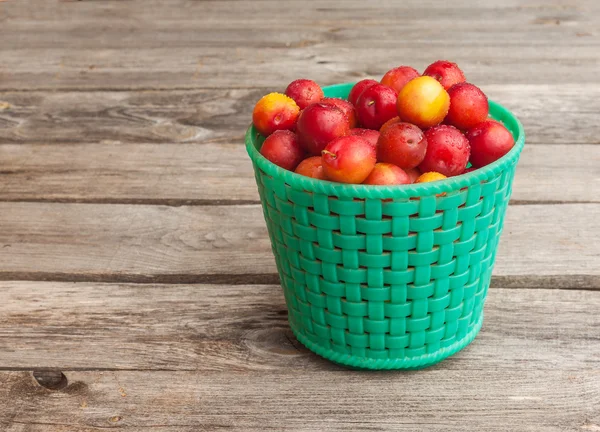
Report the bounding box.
[246,83,525,369]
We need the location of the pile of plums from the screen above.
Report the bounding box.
[253,60,515,185]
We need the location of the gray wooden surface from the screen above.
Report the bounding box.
[1,0,599,431]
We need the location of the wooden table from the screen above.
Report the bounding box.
[1,1,599,430]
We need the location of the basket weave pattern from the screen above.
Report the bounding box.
[247,84,524,369]
[255,161,515,368]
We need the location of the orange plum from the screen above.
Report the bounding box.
[252,93,300,136]
[363,163,411,185]
[295,156,326,180]
[321,135,376,184]
[415,171,447,183]
[397,76,450,129]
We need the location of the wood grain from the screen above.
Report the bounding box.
[0,285,599,430]
[0,203,598,284]
[0,1,598,90]
[2,367,598,431]
[0,282,598,371]
[0,143,598,204]
[0,89,255,144]
[0,86,598,145]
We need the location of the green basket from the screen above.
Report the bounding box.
[246,83,525,369]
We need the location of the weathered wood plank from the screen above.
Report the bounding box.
[1,367,600,431]
[0,1,598,90]
[0,89,254,144]
[1,283,599,432]
[0,86,598,145]
[0,282,598,372]
[3,45,597,90]
[0,143,597,204]
[0,203,598,285]
[3,0,598,31]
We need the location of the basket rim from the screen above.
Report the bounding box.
[246,82,525,199]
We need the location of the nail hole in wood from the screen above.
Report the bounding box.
[33,370,68,391]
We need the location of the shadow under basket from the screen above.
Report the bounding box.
[246,83,525,370]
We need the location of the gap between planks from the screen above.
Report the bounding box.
[0,86,274,93]
[0,198,595,207]
[0,272,597,290]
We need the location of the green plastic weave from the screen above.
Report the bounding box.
[246,83,525,369]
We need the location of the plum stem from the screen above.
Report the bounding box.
[321,150,337,159]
